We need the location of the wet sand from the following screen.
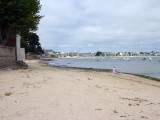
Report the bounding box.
[0,60,160,120]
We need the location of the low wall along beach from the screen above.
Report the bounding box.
[0,45,16,68]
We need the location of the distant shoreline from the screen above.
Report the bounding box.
[56,56,160,59]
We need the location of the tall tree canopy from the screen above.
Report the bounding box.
[0,0,42,32]
[0,0,43,46]
[21,32,43,54]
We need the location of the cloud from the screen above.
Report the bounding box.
[37,0,160,52]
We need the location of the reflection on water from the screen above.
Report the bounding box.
[48,57,160,79]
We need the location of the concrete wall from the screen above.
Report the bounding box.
[16,35,25,61]
[0,45,16,68]
[17,48,25,61]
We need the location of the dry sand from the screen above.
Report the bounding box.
[0,60,160,120]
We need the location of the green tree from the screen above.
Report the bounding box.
[27,32,43,54]
[95,51,102,56]
[0,0,42,32]
[21,37,31,53]
[0,0,43,46]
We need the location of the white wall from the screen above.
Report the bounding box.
[16,35,25,61]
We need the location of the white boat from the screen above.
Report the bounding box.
[124,57,130,61]
[149,57,152,61]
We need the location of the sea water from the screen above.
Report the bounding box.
[48,57,160,79]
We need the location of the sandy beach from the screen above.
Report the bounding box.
[0,60,160,120]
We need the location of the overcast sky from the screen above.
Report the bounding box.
[37,0,160,53]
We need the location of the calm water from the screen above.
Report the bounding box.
[48,57,160,79]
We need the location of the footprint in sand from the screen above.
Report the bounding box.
[9,87,15,89]
[87,77,93,80]
[141,116,148,119]
[120,97,149,103]
[113,110,118,114]
[113,90,117,92]
[95,109,102,111]
[26,76,30,78]
[128,103,140,106]
[105,88,109,92]
[95,85,101,88]
[144,102,156,106]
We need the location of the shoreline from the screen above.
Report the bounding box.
[0,60,160,120]
[42,60,160,82]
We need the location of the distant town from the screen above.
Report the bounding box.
[43,49,160,58]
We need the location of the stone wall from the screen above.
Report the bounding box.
[0,45,16,68]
